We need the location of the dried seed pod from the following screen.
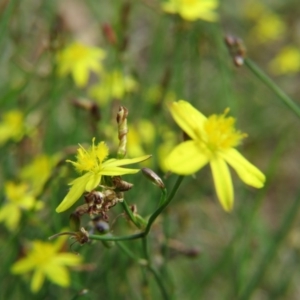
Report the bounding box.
[112,176,133,191]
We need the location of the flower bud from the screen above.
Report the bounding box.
[102,23,117,45]
[116,106,128,159]
[142,168,165,189]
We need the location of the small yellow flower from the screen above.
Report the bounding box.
[11,237,82,293]
[0,110,25,145]
[56,42,106,88]
[269,46,300,75]
[88,70,138,105]
[56,138,151,212]
[165,101,265,212]
[244,2,286,44]
[162,0,219,22]
[0,182,43,230]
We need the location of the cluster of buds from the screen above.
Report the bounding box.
[224,35,247,67]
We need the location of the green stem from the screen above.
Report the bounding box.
[239,191,300,299]
[144,176,184,236]
[148,265,170,300]
[121,199,141,228]
[116,242,148,266]
[89,176,184,242]
[244,58,300,119]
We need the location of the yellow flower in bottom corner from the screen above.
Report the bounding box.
[164,101,265,212]
[11,238,82,293]
[56,138,151,213]
[162,0,219,22]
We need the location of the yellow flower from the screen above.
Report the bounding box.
[56,138,151,212]
[162,0,219,22]
[0,110,25,145]
[20,154,61,195]
[244,2,285,44]
[164,101,265,212]
[0,182,43,231]
[88,70,138,105]
[56,42,106,88]
[269,46,300,75]
[250,13,285,43]
[11,237,82,293]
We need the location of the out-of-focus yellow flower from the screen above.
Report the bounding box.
[56,138,151,213]
[0,110,26,145]
[0,182,43,230]
[56,42,106,88]
[20,154,61,195]
[88,70,138,105]
[250,14,285,43]
[161,0,219,22]
[245,2,285,44]
[269,46,300,75]
[11,237,82,293]
[164,101,265,212]
[127,120,156,158]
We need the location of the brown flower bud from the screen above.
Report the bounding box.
[142,168,165,189]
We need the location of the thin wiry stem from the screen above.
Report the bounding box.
[244,58,300,119]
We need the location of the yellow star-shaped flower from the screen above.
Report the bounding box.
[162,0,219,22]
[11,238,82,293]
[56,138,151,212]
[56,42,106,88]
[165,101,266,212]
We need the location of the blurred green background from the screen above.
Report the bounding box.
[1,0,300,299]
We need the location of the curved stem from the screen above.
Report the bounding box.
[148,265,170,300]
[116,242,148,266]
[121,199,141,228]
[89,176,184,242]
[144,176,184,235]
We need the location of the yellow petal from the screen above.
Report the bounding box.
[53,253,82,266]
[101,167,141,176]
[56,173,91,213]
[210,157,233,212]
[103,154,152,167]
[164,141,209,175]
[221,148,266,188]
[85,173,101,192]
[73,63,89,87]
[169,100,207,141]
[45,265,70,287]
[31,269,45,293]
[11,256,35,274]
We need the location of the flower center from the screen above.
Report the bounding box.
[68,139,109,174]
[203,109,247,151]
[68,44,89,61]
